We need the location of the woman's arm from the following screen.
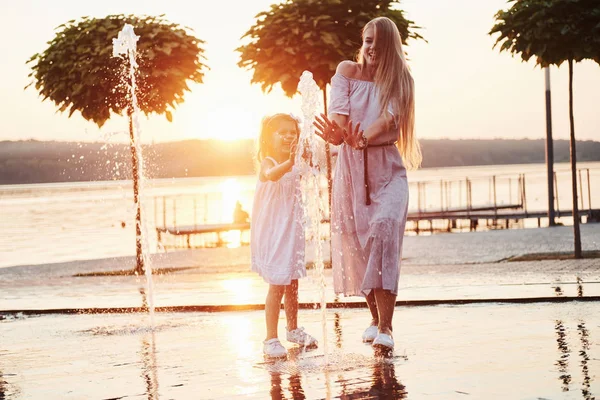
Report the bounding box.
[342,111,396,150]
[329,61,353,140]
[314,61,357,145]
[363,112,395,143]
[314,114,345,145]
[329,114,348,134]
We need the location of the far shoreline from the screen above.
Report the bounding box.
[1,160,598,188]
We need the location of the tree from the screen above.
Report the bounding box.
[238,0,422,103]
[27,15,208,273]
[237,0,423,217]
[490,0,600,258]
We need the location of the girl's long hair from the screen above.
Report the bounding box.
[358,17,421,169]
[256,113,300,166]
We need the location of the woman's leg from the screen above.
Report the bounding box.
[374,289,397,336]
[366,291,379,326]
[284,280,299,331]
[265,284,285,340]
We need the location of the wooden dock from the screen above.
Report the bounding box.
[406,208,600,234]
[155,207,599,248]
[157,222,251,248]
[154,168,597,248]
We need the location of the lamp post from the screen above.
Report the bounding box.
[544,67,556,226]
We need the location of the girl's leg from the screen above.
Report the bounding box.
[284,280,299,331]
[284,279,318,347]
[366,291,379,326]
[374,289,397,336]
[265,284,285,340]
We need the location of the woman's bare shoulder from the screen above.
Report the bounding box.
[336,61,361,79]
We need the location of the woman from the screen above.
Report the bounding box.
[314,17,421,351]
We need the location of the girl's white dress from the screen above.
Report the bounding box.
[251,157,306,285]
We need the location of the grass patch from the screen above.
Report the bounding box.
[74,266,199,277]
[507,250,600,262]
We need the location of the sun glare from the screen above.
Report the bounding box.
[179,100,260,141]
[221,314,256,363]
[219,178,244,247]
[221,278,255,305]
[220,178,241,222]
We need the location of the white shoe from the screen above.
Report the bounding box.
[373,333,394,350]
[362,325,378,343]
[263,338,287,358]
[286,327,318,347]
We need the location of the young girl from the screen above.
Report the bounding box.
[251,113,318,359]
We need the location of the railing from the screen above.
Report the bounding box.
[153,167,597,246]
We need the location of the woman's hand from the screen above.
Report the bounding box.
[313,114,345,145]
[343,120,368,150]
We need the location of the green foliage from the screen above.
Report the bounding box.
[490,0,600,66]
[27,14,208,127]
[237,0,423,96]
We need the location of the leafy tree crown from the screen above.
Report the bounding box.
[27,14,208,127]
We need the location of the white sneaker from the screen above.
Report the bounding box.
[362,325,378,343]
[263,338,287,359]
[286,327,318,347]
[373,333,394,350]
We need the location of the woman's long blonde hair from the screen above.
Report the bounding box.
[358,17,421,169]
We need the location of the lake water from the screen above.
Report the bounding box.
[1,161,598,269]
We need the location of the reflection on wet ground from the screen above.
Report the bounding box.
[2,230,599,399]
[1,302,599,399]
[140,330,159,400]
[267,359,407,400]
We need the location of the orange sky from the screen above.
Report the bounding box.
[1,0,599,143]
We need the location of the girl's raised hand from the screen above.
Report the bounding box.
[313,114,344,145]
[342,120,367,150]
[289,138,298,164]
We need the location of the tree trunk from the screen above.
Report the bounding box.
[129,111,145,274]
[544,67,555,226]
[322,89,332,212]
[323,88,333,265]
[568,59,582,259]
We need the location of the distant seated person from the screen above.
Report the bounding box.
[233,201,250,224]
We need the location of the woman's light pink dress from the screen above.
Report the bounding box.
[250,157,306,285]
[328,73,409,296]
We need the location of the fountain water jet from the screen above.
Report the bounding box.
[113,24,156,321]
[297,70,328,363]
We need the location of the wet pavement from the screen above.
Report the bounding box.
[1,225,600,399]
[2,303,600,399]
[1,224,600,312]
[1,257,600,311]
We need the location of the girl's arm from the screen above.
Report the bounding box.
[260,158,293,182]
[260,142,297,182]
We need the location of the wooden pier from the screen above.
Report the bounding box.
[156,222,251,248]
[154,168,598,248]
